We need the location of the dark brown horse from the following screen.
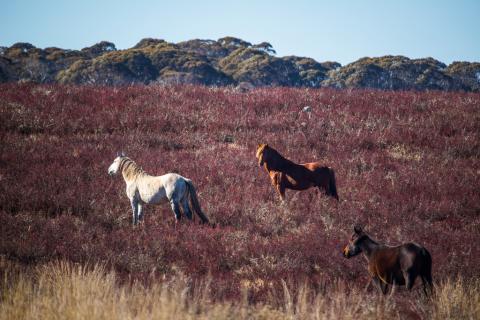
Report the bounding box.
[343,226,433,295]
[255,144,338,201]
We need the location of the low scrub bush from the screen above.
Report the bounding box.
[0,83,479,314]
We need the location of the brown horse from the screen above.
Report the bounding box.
[343,226,433,295]
[255,144,338,201]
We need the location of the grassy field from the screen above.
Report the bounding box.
[0,84,479,318]
[1,261,479,319]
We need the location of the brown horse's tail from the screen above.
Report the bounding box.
[185,180,210,224]
[329,168,339,201]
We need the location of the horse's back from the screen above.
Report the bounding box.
[160,172,186,184]
[135,174,166,204]
[400,243,431,268]
[302,162,334,177]
[372,246,402,269]
[137,173,187,204]
[401,242,428,257]
[302,162,327,171]
[302,162,334,183]
[160,173,190,197]
[403,242,431,260]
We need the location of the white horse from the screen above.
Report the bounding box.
[108,155,209,225]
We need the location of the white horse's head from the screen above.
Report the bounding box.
[108,152,125,175]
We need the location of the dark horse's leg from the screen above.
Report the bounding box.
[373,277,389,295]
[318,185,328,197]
[389,279,399,297]
[405,271,417,291]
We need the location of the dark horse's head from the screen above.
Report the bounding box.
[343,225,368,258]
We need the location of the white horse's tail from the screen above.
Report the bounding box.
[185,180,210,224]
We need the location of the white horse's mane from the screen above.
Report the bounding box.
[119,157,146,181]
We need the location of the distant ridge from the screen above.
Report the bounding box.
[1,37,479,91]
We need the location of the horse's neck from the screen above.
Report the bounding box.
[269,152,296,171]
[122,170,138,183]
[361,237,381,260]
[121,161,146,183]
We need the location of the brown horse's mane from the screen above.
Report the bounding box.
[356,230,417,256]
[357,233,381,253]
[119,157,146,181]
[265,146,297,171]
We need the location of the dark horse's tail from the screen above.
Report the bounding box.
[420,247,433,295]
[185,180,210,224]
[328,168,339,201]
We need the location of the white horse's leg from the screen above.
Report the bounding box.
[138,203,144,222]
[170,199,181,222]
[131,200,139,225]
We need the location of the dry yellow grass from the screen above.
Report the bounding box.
[431,278,480,320]
[1,262,479,320]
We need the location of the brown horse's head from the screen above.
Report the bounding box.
[255,143,269,166]
[343,225,367,258]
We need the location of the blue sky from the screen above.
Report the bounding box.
[1,0,479,65]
